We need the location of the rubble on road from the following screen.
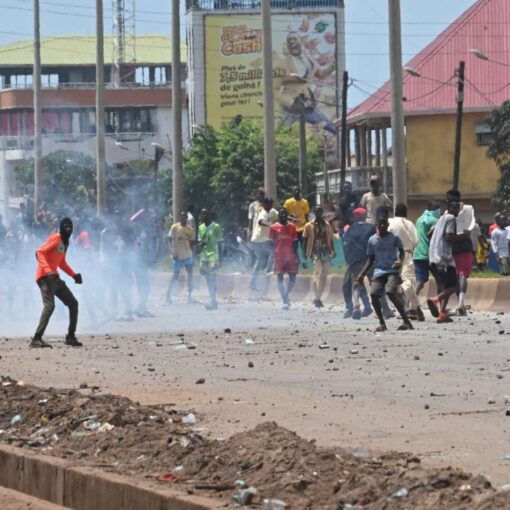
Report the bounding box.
[1,374,509,509]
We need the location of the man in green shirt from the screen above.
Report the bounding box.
[413,201,442,298]
[197,209,223,310]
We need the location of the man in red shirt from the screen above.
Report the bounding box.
[270,208,298,310]
[31,218,83,348]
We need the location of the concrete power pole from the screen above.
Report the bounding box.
[452,61,465,190]
[96,0,107,216]
[388,0,407,205]
[261,0,276,199]
[171,0,183,222]
[33,0,43,220]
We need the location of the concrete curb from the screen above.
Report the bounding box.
[0,445,220,510]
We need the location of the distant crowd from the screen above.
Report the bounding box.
[0,175,509,346]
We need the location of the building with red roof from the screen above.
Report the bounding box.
[343,0,510,218]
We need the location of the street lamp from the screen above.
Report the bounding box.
[470,48,510,68]
[115,141,129,150]
[151,142,168,152]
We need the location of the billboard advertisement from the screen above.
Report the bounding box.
[204,13,338,138]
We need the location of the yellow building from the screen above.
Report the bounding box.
[344,0,508,221]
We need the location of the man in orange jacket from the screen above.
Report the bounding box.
[31,217,83,348]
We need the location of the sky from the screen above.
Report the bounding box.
[0,0,477,106]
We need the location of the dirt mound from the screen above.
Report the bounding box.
[1,375,509,509]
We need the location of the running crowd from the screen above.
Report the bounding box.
[0,173,509,347]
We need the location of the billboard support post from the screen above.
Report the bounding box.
[298,93,307,196]
[261,0,277,199]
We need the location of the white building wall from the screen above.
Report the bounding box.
[0,106,189,221]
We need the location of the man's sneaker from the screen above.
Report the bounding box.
[455,306,467,316]
[427,298,440,318]
[116,314,133,322]
[313,299,320,308]
[65,335,83,347]
[317,300,324,308]
[282,303,290,310]
[29,337,52,349]
[375,323,387,332]
[361,307,373,318]
[437,313,453,324]
[205,301,218,310]
[352,310,361,320]
[397,322,414,331]
[137,310,155,318]
[343,310,353,319]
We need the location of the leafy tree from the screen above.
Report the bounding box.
[486,101,510,210]
[14,150,97,214]
[183,120,321,228]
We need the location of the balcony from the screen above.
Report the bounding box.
[186,0,342,10]
[0,133,157,152]
[316,166,394,197]
[0,86,182,110]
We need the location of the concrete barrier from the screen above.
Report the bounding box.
[155,271,509,312]
[0,445,219,510]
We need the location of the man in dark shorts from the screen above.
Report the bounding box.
[357,214,413,332]
[446,189,475,315]
[270,208,299,310]
[413,201,442,299]
[428,200,460,323]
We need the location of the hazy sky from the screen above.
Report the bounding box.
[0,0,476,106]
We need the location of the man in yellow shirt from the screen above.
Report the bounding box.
[166,211,195,304]
[284,186,310,255]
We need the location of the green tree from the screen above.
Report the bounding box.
[183,120,321,228]
[14,150,97,211]
[486,101,510,210]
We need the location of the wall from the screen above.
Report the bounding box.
[406,112,499,198]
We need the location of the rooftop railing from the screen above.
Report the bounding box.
[0,132,157,151]
[187,0,342,10]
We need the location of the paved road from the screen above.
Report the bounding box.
[2,296,510,488]
[0,487,66,510]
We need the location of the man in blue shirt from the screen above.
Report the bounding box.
[357,213,413,332]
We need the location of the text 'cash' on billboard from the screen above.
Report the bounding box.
[204,13,338,137]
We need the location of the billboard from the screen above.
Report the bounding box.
[204,13,338,138]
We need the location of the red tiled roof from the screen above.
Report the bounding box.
[348,0,510,123]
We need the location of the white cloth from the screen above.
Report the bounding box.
[388,217,418,254]
[389,217,419,309]
[248,200,262,232]
[251,208,278,243]
[491,226,510,258]
[429,214,456,266]
[454,204,475,232]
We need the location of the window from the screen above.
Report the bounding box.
[475,123,494,147]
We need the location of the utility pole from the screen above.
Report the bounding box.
[172,0,183,221]
[261,0,277,199]
[323,133,329,201]
[453,60,465,190]
[297,93,307,196]
[96,0,107,216]
[33,0,43,220]
[388,0,407,205]
[339,70,348,201]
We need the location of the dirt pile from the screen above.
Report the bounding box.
[1,375,509,509]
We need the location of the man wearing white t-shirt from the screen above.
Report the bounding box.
[491,213,510,275]
[249,196,278,290]
[389,203,423,321]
